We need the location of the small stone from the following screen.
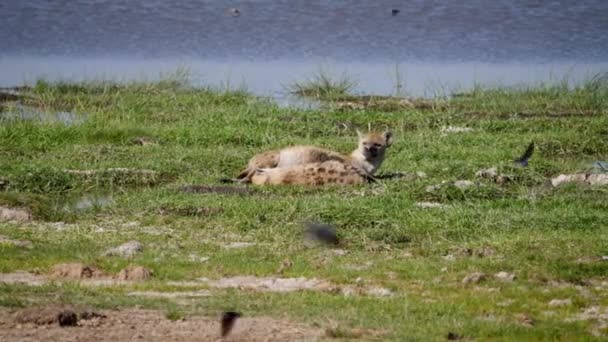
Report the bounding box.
[415,202,447,209]
[132,137,156,146]
[415,171,427,179]
[494,271,516,282]
[454,180,475,190]
[447,332,462,340]
[57,310,78,327]
[475,167,498,179]
[601,256,608,261]
[330,249,348,256]
[366,287,392,297]
[462,272,486,284]
[103,240,143,258]
[549,298,572,307]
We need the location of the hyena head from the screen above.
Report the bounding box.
[356,129,394,162]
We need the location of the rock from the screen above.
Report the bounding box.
[416,171,427,179]
[447,332,463,340]
[475,167,498,179]
[426,181,448,192]
[365,287,393,297]
[57,310,78,327]
[549,298,572,307]
[551,173,608,187]
[132,136,156,146]
[494,271,516,282]
[462,272,486,284]
[475,247,497,258]
[0,235,33,248]
[49,263,106,280]
[114,266,152,281]
[0,206,32,222]
[454,180,475,190]
[103,240,143,258]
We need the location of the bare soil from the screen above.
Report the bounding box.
[0,307,322,342]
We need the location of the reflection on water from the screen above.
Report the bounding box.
[1,57,606,101]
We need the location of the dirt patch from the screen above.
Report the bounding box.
[49,263,106,280]
[223,242,256,249]
[196,276,393,297]
[127,290,211,298]
[12,306,104,326]
[0,308,322,342]
[0,235,33,248]
[0,271,46,286]
[0,206,32,222]
[114,266,152,281]
[551,173,608,187]
[179,184,250,195]
[2,264,151,286]
[102,240,144,258]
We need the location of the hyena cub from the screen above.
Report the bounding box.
[242,130,393,186]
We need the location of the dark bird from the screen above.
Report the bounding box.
[304,223,339,246]
[391,9,400,16]
[514,142,534,167]
[221,311,242,337]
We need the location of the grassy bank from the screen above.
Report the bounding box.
[1,76,607,340]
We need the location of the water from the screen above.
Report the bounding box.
[1,0,607,98]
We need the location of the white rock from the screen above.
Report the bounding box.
[549,298,572,307]
[103,240,143,258]
[494,271,516,282]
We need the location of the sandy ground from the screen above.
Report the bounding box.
[0,307,323,342]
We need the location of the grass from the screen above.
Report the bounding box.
[289,70,357,100]
[1,75,607,340]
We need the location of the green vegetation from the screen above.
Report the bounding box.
[1,73,607,340]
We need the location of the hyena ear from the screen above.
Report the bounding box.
[383,130,394,146]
